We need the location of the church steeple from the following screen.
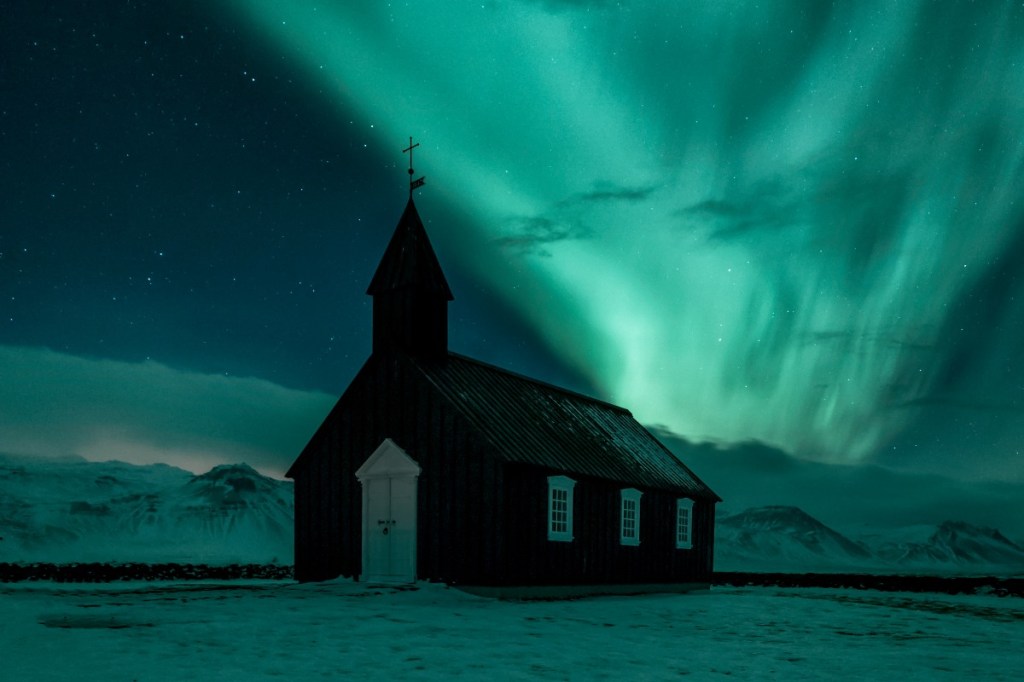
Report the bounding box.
[366,197,453,360]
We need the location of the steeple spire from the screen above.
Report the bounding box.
[366,146,451,361]
[366,199,452,301]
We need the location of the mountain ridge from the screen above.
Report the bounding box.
[0,453,292,564]
[3,454,1022,574]
[717,505,1024,575]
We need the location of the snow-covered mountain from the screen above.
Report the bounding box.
[715,505,874,573]
[871,521,1024,571]
[716,505,1024,575]
[0,453,292,564]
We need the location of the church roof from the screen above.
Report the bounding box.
[366,198,453,300]
[414,353,720,499]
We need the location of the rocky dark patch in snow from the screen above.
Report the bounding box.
[0,562,293,583]
[712,572,1024,598]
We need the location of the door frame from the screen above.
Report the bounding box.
[354,438,421,584]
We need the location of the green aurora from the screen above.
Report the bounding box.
[220,1,1024,475]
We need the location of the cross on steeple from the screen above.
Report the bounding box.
[403,136,426,197]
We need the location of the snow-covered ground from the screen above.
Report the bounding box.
[1,580,1020,681]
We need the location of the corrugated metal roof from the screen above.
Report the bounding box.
[414,353,720,499]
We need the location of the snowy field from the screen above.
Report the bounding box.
[1,580,1021,681]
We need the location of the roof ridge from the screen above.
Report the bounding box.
[445,351,630,415]
[408,350,718,498]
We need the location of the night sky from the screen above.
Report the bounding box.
[3,2,1023,501]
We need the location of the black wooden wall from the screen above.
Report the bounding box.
[292,353,505,584]
[373,291,448,360]
[499,464,715,586]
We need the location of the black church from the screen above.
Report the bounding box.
[288,185,720,595]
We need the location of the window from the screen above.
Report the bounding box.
[620,488,642,546]
[547,475,576,542]
[676,498,694,549]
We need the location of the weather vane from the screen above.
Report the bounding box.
[403,136,426,197]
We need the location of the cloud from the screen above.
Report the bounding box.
[678,191,795,242]
[495,184,654,255]
[0,345,335,476]
[569,184,657,205]
[493,215,591,256]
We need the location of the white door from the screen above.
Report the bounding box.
[363,477,394,581]
[356,439,421,584]
[387,476,417,580]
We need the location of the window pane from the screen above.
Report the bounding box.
[547,476,575,542]
[677,505,690,545]
[551,487,568,533]
[622,498,637,538]
[674,499,694,548]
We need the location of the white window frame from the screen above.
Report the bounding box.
[547,475,576,542]
[620,488,642,546]
[676,498,694,549]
